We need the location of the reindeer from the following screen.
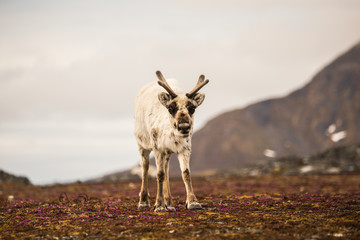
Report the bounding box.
[134,71,209,212]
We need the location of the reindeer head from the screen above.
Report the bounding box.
[156,71,209,137]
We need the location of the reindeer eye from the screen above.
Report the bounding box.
[188,107,195,114]
[187,103,196,115]
[168,103,178,115]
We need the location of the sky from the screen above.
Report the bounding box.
[0,0,359,185]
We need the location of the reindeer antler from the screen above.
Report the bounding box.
[156,71,178,99]
[186,75,209,98]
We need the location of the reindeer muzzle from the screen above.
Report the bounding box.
[178,122,191,134]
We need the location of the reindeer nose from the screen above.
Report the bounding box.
[178,122,190,132]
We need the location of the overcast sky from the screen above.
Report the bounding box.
[1,0,359,184]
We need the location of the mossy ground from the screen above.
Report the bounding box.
[1,174,359,239]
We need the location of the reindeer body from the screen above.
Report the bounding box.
[134,71,209,212]
[135,79,191,154]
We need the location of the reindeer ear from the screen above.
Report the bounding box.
[192,93,205,106]
[158,92,172,107]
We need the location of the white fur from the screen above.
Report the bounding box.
[134,77,204,212]
[134,79,191,153]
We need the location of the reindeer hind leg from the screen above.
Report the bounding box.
[164,152,176,211]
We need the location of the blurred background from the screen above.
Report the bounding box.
[1,0,360,185]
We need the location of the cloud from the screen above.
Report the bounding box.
[0,118,138,184]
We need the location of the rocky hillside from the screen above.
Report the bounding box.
[185,42,360,173]
[86,165,157,184]
[230,144,360,176]
[0,169,31,185]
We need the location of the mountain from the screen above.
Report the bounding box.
[95,42,360,182]
[0,169,31,185]
[186,42,360,173]
[86,165,157,184]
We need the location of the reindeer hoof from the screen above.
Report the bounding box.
[166,206,176,212]
[138,203,150,210]
[154,206,167,212]
[186,202,203,210]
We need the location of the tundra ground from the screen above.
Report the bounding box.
[1,174,359,239]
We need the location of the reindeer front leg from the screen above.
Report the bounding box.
[138,147,151,210]
[178,151,202,210]
[154,150,167,212]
